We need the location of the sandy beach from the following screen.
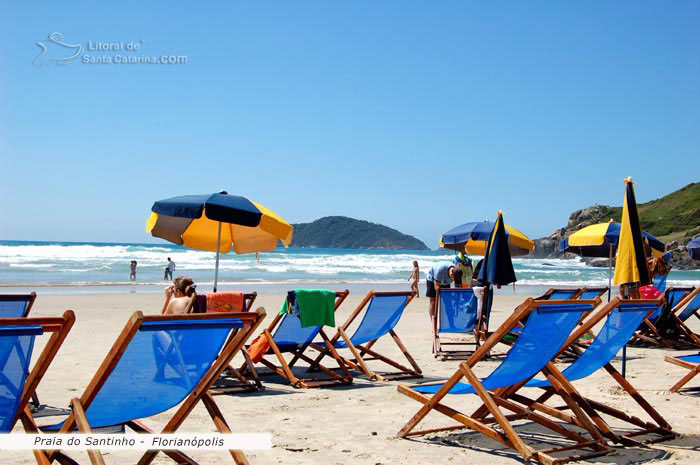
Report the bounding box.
[3,290,699,464]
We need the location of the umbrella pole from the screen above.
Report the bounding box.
[608,244,612,302]
[213,221,222,293]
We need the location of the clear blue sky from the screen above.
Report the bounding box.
[1,1,698,248]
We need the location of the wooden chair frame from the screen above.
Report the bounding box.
[247,290,353,389]
[500,297,675,446]
[0,292,38,317]
[665,287,700,348]
[44,309,266,465]
[309,291,421,381]
[209,293,264,395]
[397,298,612,465]
[432,288,482,361]
[665,347,700,393]
[1,311,75,465]
[629,287,693,349]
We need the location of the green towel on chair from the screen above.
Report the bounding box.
[280,289,336,328]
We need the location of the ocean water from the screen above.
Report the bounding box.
[1,240,699,295]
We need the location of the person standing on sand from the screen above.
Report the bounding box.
[426,262,463,319]
[407,260,420,297]
[164,257,175,281]
[453,252,473,288]
[129,260,137,281]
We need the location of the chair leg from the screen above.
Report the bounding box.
[201,393,249,465]
[70,398,106,465]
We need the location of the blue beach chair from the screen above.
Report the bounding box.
[666,287,700,347]
[42,309,265,465]
[631,287,692,348]
[311,291,421,381]
[576,287,608,300]
[0,311,74,465]
[514,298,675,445]
[251,290,353,388]
[433,288,481,360]
[666,352,700,392]
[397,298,611,464]
[0,293,37,318]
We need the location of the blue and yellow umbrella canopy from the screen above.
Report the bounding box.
[559,221,664,259]
[477,211,517,286]
[440,221,535,256]
[146,192,293,254]
[614,178,651,286]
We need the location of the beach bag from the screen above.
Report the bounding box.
[247,333,270,363]
[639,285,662,300]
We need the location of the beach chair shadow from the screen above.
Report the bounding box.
[0,310,75,465]
[39,309,266,465]
[397,297,613,464]
[245,290,353,389]
[309,290,422,381]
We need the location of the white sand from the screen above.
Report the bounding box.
[6,291,700,464]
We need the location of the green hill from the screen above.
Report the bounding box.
[290,216,429,250]
[589,182,700,242]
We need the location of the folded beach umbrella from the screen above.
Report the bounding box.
[614,177,652,288]
[146,191,293,291]
[689,237,700,261]
[613,177,651,378]
[476,211,517,287]
[440,221,535,256]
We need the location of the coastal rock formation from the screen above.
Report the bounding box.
[290,216,429,250]
[528,183,700,270]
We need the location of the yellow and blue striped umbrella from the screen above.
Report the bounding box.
[146,191,293,291]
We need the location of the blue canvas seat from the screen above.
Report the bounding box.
[0,293,37,318]
[432,288,481,360]
[397,299,612,464]
[631,287,693,348]
[514,299,675,445]
[42,310,265,465]
[0,311,74,465]
[311,291,420,381]
[251,290,353,388]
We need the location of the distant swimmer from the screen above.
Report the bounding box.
[129,260,137,281]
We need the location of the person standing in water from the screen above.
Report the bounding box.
[407,260,420,297]
[164,257,175,280]
[129,260,137,281]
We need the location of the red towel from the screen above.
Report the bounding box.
[206,292,245,313]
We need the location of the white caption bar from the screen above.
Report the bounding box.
[0,434,271,451]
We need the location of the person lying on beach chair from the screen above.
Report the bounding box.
[244,290,352,389]
[432,288,481,360]
[396,297,611,465]
[0,311,75,465]
[161,277,197,315]
[309,290,421,380]
[39,309,265,465]
[505,297,675,445]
